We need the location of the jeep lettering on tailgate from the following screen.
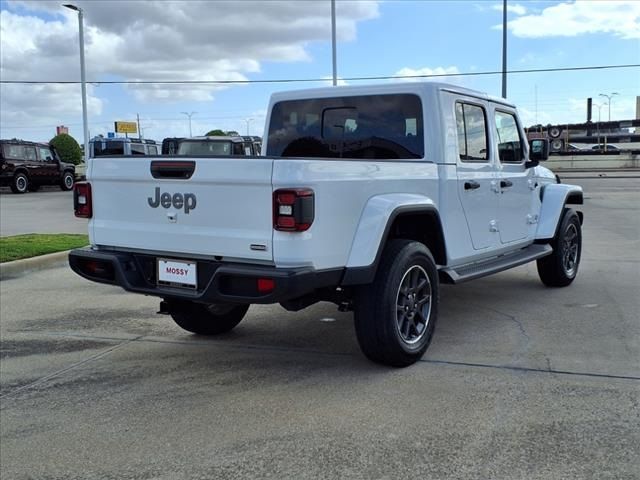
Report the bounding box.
[148,187,197,213]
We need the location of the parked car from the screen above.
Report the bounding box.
[162,136,261,156]
[0,139,75,193]
[591,144,620,152]
[70,82,584,367]
[89,137,160,157]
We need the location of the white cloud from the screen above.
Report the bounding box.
[498,0,640,39]
[492,3,527,16]
[0,0,380,135]
[393,66,462,84]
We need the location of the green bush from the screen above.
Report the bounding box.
[49,133,82,165]
[205,129,226,136]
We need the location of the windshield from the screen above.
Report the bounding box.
[93,141,125,156]
[177,140,233,156]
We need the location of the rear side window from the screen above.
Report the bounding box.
[455,102,488,162]
[267,94,424,159]
[147,145,158,155]
[2,145,24,159]
[131,143,146,155]
[24,146,37,161]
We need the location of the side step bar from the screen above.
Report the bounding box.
[440,244,552,284]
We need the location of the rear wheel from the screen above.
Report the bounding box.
[537,208,582,287]
[168,301,249,335]
[11,173,29,194]
[60,171,74,191]
[354,240,439,367]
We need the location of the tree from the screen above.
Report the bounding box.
[49,133,82,165]
[205,129,226,136]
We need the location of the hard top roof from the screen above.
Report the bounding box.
[269,81,516,109]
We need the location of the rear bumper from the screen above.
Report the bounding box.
[68,248,342,304]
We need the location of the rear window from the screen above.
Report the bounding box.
[267,93,424,159]
[94,141,125,156]
[177,141,233,156]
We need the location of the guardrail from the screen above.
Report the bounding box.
[546,153,639,170]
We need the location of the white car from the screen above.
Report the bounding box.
[69,82,584,367]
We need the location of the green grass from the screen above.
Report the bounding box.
[0,234,89,263]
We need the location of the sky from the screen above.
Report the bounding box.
[0,0,638,144]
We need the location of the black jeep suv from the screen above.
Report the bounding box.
[0,140,76,193]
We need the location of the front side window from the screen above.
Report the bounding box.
[147,145,158,155]
[267,94,424,159]
[455,102,488,162]
[495,111,523,163]
[38,147,54,161]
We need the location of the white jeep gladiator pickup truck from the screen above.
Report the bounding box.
[69,82,583,367]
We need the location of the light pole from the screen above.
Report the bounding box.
[331,0,337,86]
[245,118,254,136]
[594,103,607,145]
[181,112,196,137]
[63,4,89,163]
[501,0,507,98]
[599,92,619,122]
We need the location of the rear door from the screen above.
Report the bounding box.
[90,157,275,262]
[454,100,499,250]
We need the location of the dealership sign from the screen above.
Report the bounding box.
[114,121,138,134]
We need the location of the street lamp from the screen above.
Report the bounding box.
[181,112,196,137]
[598,92,619,122]
[245,118,254,136]
[594,102,607,145]
[63,4,89,163]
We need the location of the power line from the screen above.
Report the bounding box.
[1,63,638,85]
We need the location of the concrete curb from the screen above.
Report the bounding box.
[0,250,71,281]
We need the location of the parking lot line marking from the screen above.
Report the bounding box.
[0,336,144,400]
[20,331,640,384]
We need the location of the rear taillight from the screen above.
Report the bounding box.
[74,182,92,218]
[273,188,314,232]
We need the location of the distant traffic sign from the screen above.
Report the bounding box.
[107,132,115,138]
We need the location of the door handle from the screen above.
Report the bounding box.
[464,181,481,190]
[500,180,513,188]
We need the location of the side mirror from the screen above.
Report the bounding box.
[526,138,549,168]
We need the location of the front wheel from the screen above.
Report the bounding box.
[60,171,74,191]
[168,301,249,335]
[537,208,582,287]
[354,240,439,367]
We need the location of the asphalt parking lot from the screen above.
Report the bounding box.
[1,176,638,479]
[0,187,87,236]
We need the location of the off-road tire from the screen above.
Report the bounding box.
[60,171,74,191]
[537,208,582,287]
[11,173,29,194]
[168,301,249,335]
[354,239,439,367]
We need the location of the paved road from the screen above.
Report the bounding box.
[1,178,639,479]
[0,187,87,236]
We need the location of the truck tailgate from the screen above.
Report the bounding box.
[89,157,274,262]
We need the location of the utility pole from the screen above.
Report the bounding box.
[137,113,141,139]
[501,0,507,98]
[331,0,337,86]
[245,118,254,136]
[181,112,196,137]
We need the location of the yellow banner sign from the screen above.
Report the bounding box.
[114,121,138,134]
